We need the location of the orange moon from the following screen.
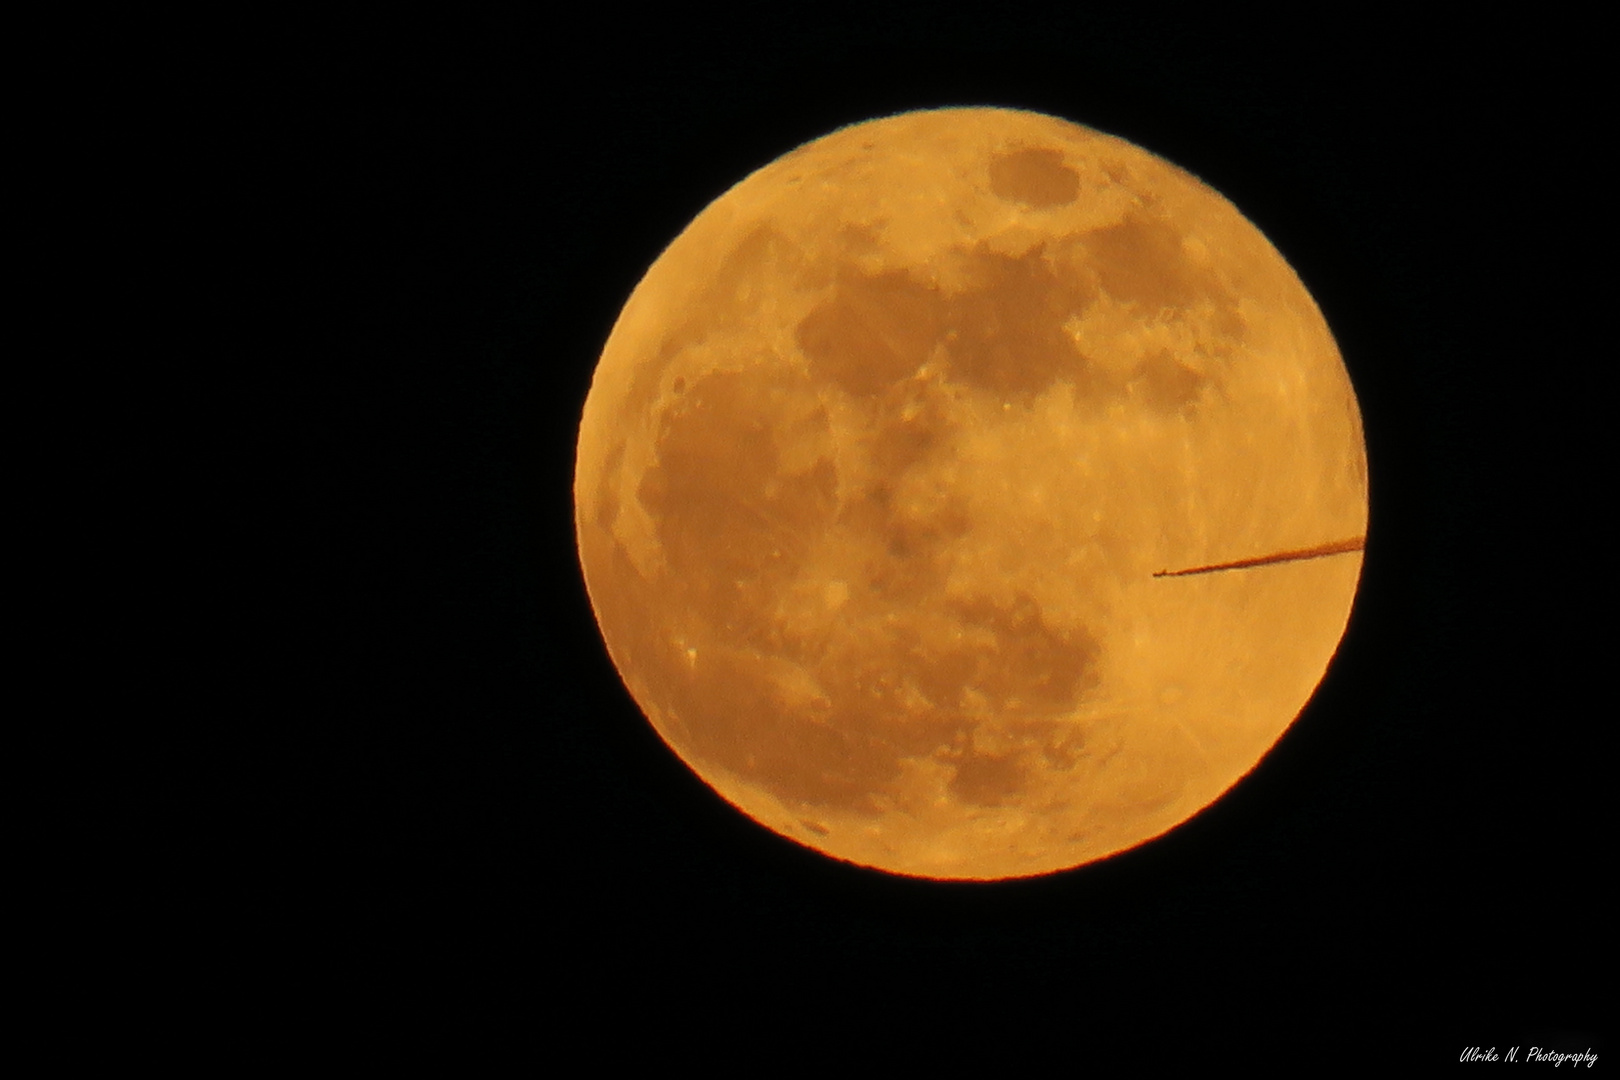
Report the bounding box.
[574,107,1367,880]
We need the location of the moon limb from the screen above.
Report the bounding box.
[574,107,1367,880]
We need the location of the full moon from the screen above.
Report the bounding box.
[574,107,1367,880]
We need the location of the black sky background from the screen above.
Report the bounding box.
[171,8,1605,1055]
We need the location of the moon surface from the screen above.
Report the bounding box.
[574,107,1367,880]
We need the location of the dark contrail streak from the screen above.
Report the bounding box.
[1153,536,1366,578]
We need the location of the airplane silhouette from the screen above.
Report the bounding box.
[1154,536,1365,578]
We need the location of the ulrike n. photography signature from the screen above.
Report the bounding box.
[1460,1046,1597,1067]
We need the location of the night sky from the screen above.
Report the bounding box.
[168,8,1604,1058]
